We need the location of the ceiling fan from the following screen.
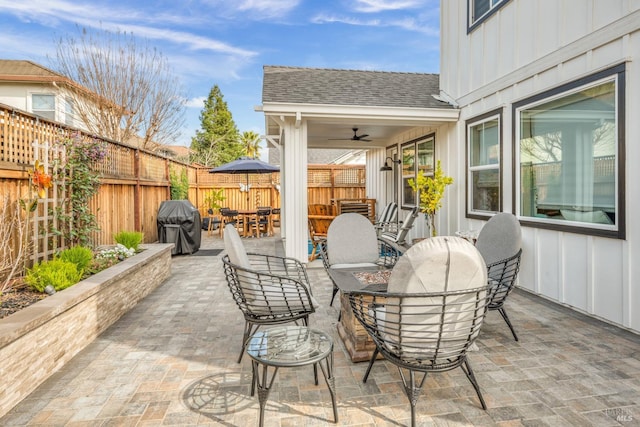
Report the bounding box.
[329,127,372,142]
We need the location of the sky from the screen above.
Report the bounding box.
[0,0,441,151]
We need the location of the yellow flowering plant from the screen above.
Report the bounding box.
[408,160,453,237]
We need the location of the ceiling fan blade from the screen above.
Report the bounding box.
[358,134,370,139]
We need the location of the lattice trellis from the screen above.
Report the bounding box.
[31,139,68,263]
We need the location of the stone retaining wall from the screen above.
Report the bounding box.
[0,243,173,418]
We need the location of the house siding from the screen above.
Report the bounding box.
[440,0,640,333]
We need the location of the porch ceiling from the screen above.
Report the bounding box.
[260,104,459,149]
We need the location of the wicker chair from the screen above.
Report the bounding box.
[222,224,318,362]
[475,213,523,341]
[347,237,489,426]
[320,213,402,307]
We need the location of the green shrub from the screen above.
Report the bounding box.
[113,231,144,251]
[25,259,82,292]
[57,246,94,274]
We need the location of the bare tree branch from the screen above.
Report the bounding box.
[52,27,185,150]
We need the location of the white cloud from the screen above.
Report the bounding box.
[184,97,206,108]
[200,0,301,19]
[311,13,437,35]
[0,0,256,57]
[352,0,425,13]
[311,14,381,27]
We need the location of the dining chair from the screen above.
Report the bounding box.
[220,208,240,237]
[222,224,319,362]
[347,236,489,426]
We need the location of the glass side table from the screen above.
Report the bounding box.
[246,325,337,426]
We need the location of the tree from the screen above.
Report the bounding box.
[240,131,262,158]
[190,85,243,166]
[53,28,185,150]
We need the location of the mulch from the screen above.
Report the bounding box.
[0,288,48,320]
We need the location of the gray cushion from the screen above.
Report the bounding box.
[327,213,379,265]
[475,213,522,265]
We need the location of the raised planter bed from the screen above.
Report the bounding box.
[0,243,173,419]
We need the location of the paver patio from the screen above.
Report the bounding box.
[2,233,639,426]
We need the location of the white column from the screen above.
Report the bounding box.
[282,118,308,262]
[366,149,388,218]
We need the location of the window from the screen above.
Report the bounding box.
[401,134,435,208]
[468,0,510,32]
[32,94,55,121]
[466,109,502,217]
[514,64,625,239]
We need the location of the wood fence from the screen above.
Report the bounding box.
[0,103,365,259]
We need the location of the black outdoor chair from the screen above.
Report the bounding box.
[348,236,489,426]
[222,224,318,362]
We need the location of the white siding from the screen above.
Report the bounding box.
[440,0,640,332]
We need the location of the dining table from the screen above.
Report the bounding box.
[326,266,391,362]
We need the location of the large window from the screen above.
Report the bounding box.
[468,0,510,32]
[466,109,501,217]
[514,64,625,239]
[32,94,55,121]
[401,134,435,208]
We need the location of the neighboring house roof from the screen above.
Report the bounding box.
[269,147,362,166]
[0,59,84,91]
[0,59,121,110]
[262,65,453,109]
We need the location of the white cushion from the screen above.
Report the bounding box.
[387,236,487,294]
[383,236,487,353]
[224,224,251,269]
[327,213,379,265]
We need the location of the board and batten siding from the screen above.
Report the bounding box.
[439,0,640,332]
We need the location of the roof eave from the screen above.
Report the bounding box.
[260,101,460,125]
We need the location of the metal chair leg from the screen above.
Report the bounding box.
[498,307,519,341]
[398,368,427,427]
[362,347,379,383]
[329,284,339,306]
[238,321,258,363]
[461,358,487,410]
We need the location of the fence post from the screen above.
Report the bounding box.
[133,149,141,231]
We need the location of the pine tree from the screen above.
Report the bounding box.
[190,85,243,166]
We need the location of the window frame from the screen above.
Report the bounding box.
[512,63,626,240]
[467,0,510,33]
[401,134,435,209]
[465,108,503,219]
[31,93,56,121]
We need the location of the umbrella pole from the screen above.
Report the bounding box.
[246,174,250,210]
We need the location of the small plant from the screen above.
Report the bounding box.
[409,160,453,237]
[25,259,82,292]
[113,231,144,251]
[57,246,94,275]
[202,188,226,213]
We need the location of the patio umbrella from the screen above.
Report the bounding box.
[209,157,279,209]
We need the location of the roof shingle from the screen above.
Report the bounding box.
[262,65,452,109]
